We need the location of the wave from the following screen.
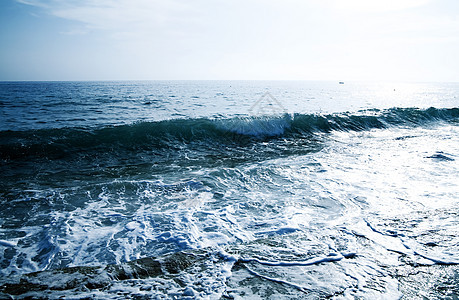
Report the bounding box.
[0,107,457,161]
[0,248,358,298]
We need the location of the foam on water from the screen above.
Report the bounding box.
[4,122,457,298]
[0,81,458,298]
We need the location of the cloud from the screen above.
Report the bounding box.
[15,0,199,35]
[12,0,459,81]
[15,0,48,7]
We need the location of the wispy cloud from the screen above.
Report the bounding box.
[11,0,459,81]
[15,0,199,35]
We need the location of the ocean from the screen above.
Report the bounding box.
[0,81,458,299]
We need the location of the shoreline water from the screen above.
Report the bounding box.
[1,81,458,298]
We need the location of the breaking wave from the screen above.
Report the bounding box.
[1,107,457,161]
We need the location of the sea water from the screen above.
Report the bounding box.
[0,81,458,299]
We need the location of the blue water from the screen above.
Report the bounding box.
[0,81,458,299]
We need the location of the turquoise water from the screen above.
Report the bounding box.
[0,81,458,299]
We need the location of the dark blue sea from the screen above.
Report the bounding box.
[0,81,458,299]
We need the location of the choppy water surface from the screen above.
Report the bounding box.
[0,81,458,299]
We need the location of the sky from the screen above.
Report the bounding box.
[0,0,458,81]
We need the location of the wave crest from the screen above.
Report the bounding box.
[0,107,457,160]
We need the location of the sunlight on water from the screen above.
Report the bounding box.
[0,81,458,299]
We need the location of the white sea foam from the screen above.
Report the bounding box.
[1,82,458,299]
[0,240,17,248]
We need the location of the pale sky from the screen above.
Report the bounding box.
[1,0,458,81]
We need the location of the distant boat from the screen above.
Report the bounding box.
[339,82,344,84]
